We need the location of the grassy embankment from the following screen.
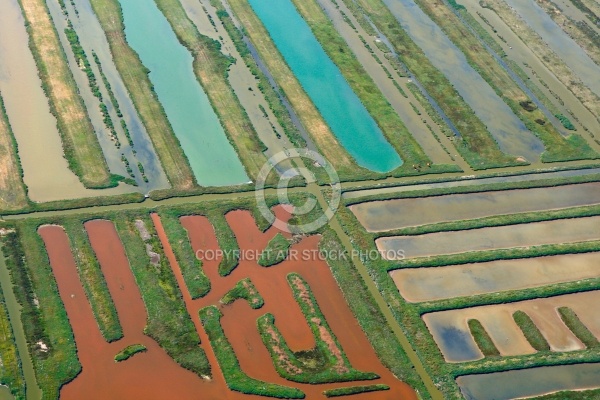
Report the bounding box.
[18,0,115,189]
[226,0,377,181]
[340,0,519,170]
[200,305,305,398]
[220,278,264,309]
[345,171,600,206]
[258,233,291,267]
[114,343,146,362]
[0,94,28,211]
[0,259,25,400]
[468,319,500,357]
[88,0,196,190]
[63,221,122,342]
[257,274,378,384]
[114,214,211,376]
[154,0,268,181]
[323,384,390,397]
[416,0,597,162]
[1,226,80,400]
[335,188,600,397]
[558,307,600,349]
[483,0,600,126]
[513,310,550,351]
[289,0,456,174]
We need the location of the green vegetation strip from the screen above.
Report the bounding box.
[208,213,240,277]
[286,273,378,383]
[258,233,291,267]
[88,0,195,189]
[0,93,28,211]
[115,214,211,376]
[64,220,123,342]
[114,343,146,362]
[221,278,264,309]
[345,172,600,206]
[154,0,267,181]
[19,0,113,188]
[2,225,80,399]
[290,0,431,170]
[558,307,600,349]
[341,0,518,170]
[323,384,390,397]
[0,264,25,400]
[468,319,500,357]
[199,305,305,398]
[159,211,210,299]
[513,310,550,352]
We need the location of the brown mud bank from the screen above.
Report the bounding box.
[152,205,416,399]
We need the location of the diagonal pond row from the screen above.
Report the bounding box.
[119,0,249,187]
[382,0,545,162]
[247,0,403,173]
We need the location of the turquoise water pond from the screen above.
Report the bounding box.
[120,0,249,186]
[247,0,402,172]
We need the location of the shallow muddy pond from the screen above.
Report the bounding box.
[350,181,600,231]
[503,0,600,96]
[247,0,403,172]
[0,0,131,202]
[120,0,249,186]
[378,215,600,259]
[392,252,600,302]
[424,291,600,362]
[458,362,600,400]
[382,0,544,161]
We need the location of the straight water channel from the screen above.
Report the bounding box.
[383,0,544,161]
[247,0,403,173]
[119,0,249,186]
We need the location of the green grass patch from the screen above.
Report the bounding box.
[323,384,390,397]
[65,221,123,342]
[558,307,600,349]
[3,224,80,399]
[468,319,500,357]
[531,388,600,399]
[114,215,211,377]
[208,213,240,277]
[221,278,263,309]
[513,310,550,351]
[258,233,291,267]
[0,263,25,400]
[159,212,210,299]
[114,343,146,362]
[199,305,305,398]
